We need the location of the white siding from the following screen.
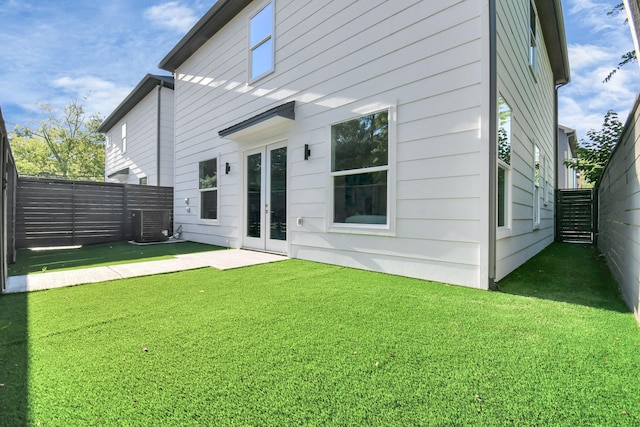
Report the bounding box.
[598,94,640,322]
[104,87,175,186]
[173,0,487,287]
[495,0,557,281]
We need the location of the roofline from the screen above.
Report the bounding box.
[536,0,571,85]
[558,124,578,155]
[158,0,253,72]
[97,74,174,133]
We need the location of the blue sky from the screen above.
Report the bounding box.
[1,0,639,143]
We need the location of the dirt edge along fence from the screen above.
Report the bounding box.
[15,177,173,248]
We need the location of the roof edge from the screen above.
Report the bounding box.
[537,0,571,85]
[159,0,253,72]
[97,74,174,133]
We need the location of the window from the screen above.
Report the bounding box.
[331,110,389,226]
[533,144,541,227]
[497,97,512,228]
[199,158,218,220]
[529,1,538,73]
[249,2,274,81]
[121,123,127,153]
[139,177,148,185]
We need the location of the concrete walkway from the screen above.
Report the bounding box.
[4,249,287,294]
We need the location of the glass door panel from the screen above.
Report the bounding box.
[246,152,262,239]
[269,146,287,242]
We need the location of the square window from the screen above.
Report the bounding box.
[139,177,147,185]
[199,158,218,220]
[331,111,389,226]
[249,2,274,81]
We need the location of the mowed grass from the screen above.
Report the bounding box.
[8,241,223,276]
[1,243,639,426]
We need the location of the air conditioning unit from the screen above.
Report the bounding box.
[131,209,172,243]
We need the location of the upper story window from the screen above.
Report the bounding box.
[121,123,127,153]
[529,1,538,74]
[249,2,274,81]
[331,110,389,227]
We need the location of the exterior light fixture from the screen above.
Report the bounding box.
[304,144,311,160]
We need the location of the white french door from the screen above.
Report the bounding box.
[243,142,287,253]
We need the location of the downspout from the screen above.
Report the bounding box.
[157,85,162,186]
[488,0,498,291]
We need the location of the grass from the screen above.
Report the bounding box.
[8,241,223,276]
[0,243,639,425]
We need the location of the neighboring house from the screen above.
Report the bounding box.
[98,74,175,186]
[158,0,569,289]
[557,125,578,189]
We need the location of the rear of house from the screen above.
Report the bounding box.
[99,74,175,186]
[160,0,568,289]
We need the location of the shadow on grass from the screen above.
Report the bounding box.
[498,242,630,313]
[0,292,28,425]
[9,241,224,276]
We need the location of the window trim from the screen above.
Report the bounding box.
[327,105,396,236]
[121,123,127,153]
[139,176,148,185]
[497,94,512,236]
[248,1,275,83]
[529,1,538,76]
[199,157,220,223]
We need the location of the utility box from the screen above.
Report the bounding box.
[130,209,171,243]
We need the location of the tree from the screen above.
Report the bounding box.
[564,110,623,185]
[10,101,105,181]
[604,2,638,82]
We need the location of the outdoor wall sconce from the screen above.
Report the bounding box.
[304,144,311,160]
[225,162,231,174]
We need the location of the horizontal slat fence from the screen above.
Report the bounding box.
[556,189,597,244]
[16,178,173,248]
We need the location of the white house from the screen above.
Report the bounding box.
[158,0,570,289]
[557,125,578,189]
[99,74,175,186]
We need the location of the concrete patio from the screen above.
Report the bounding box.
[5,249,287,293]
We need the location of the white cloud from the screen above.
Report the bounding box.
[567,43,616,71]
[52,76,132,118]
[144,1,199,33]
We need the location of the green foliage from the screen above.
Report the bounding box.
[1,244,638,425]
[332,111,388,172]
[564,110,623,185]
[604,2,638,82]
[9,101,105,181]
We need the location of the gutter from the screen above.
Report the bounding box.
[488,0,498,291]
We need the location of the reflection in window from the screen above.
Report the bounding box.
[331,110,389,225]
[249,2,274,80]
[498,97,511,165]
[199,158,218,220]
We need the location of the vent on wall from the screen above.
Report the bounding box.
[131,209,171,243]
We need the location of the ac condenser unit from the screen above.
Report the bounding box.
[131,209,171,243]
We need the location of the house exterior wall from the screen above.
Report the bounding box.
[104,87,175,186]
[173,0,489,288]
[494,0,557,281]
[557,126,577,189]
[159,86,175,187]
[598,93,640,322]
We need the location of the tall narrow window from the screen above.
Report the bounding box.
[497,97,512,228]
[199,158,218,220]
[533,144,541,227]
[529,1,538,73]
[331,110,389,226]
[249,2,274,81]
[121,123,127,153]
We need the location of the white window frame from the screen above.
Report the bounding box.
[497,95,512,236]
[529,1,538,75]
[248,1,275,82]
[139,176,147,185]
[328,105,396,236]
[121,123,127,153]
[199,158,219,223]
[533,143,541,229]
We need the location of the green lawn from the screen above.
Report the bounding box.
[1,243,638,425]
[8,241,223,276]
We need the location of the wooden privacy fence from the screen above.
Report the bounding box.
[15,178,173,248]
[556,189,597,244]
